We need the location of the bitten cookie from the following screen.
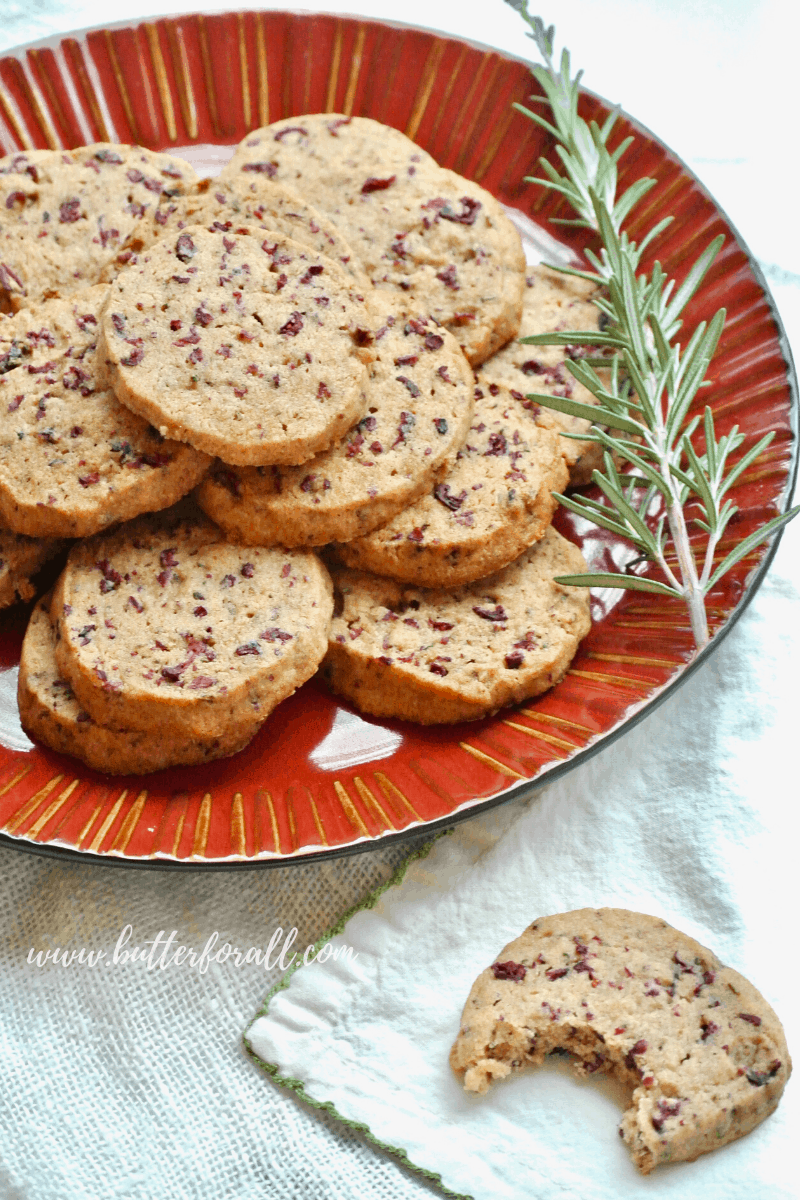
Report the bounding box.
[476,265,607,486]
[0,526,64,608]
[0,287,210,537]
[221,115,525,365]
[322,526,590,723]
[196,304,475,546]
[51,507,334,740]
[100,226,374,465]
[337,382,568,585]
[0,144,196,311]
[449,908,791,1174]
[19,595,258,774]
[157,176,370,290]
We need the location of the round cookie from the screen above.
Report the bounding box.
[449,908,791,1175]
[19,595,258,774]
[337,382,568,585]
[0,144,196,311]
[51,507,333,740]
[0,287,210,538]
[155,176,370,291]
[196,304,475,546]
[0,526,64,609]
[100,226,374,466]
[476,265,608,486]
[221,115,525,365]
[322,526,590,724]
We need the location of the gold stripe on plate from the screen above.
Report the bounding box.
[342,24,366,117]
[167,23,198,140]
[62,39,111,143]
[110,790,148,854]
[87,788,128,853]
[333,780,369,838]
[286,791,298,852]
[0,766,32,798]
[27,779,81,839]
[404,40,445,142]
[236,13,251,129]
[373,771,422,823]
[259,790,280,854]
[588,652,680,668]
[308,794,329,846]
[458,743,526,779]
[0,85,32,150]
[473,101,517,182]
[353,776,395,831]
[325,21,343,112]
[24,52,65,148]
[452,54,503,175]
[170,802,188,858]
[439,50,494,165]
[5,774,64,834]
[254,16,269,126]
[103,30,140,143]
[427,43,467,144]
[502,722,577,752]
[230,792,246,857]
[197,15,221,138]
[567,669,651,690]
[148,793,187,858]
[191,792,211,857]
[145,23,177,141]
[519,709,593,733]
[76,794,107,849]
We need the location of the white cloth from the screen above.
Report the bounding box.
[0,2,798,1198]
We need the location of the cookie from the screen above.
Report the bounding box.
[0,526,64,608]
[18,594,258,774]
[0,287,210,538]
[51,507,333,740]
[476,265,607,486]
[221,115,525,365]
[0,144,196,311]
[156,176,370,291]
[322,526,590,724]
[100,226,374,466]
[195,303,475,546]
[337,382,568,586]
[449,908,791,1174]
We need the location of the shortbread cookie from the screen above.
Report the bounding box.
[51,507,333,740]
[322,526,590,723]
[0,145,196,311]
[19,595,258,774]
[0,288,209,537]
[100,226,373,466]
[196,305,474,546]
[156,176,370,290]
[0,527,64,608]
[449,908,791,1175]
[337,382,568,585]
[221,115,525,365]
[477,266,607,486]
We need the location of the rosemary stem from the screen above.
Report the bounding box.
[666,495,709,648]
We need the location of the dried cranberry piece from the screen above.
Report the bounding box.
[545,966,569,980]
[361,176,396,193]
[746,1060,781,1087]
[396,376,420,398]
[505,650,525,669]
[436,265,459,290]
[161,664,185,683]
[429,662,448,676]
[492,961,527,982]
[299,265,324,284]
[473,605,507,622]
[59,199,81,223]
[624,1039,648,1070]
[94,149,123,164]
[439,196,481,225]
[128,596,144,613]
[392,411,416,448]
[175,233,196,263]
[78,472,100,488]
[279,312,303,336]
[194,306,213,327]
[243,161,277,175]
[235,642,261,656]
[485,431,507,456]
[274,126,308,142]
[260,628,293,643]
[737,1013,762,1026]
[121,346,144,367]
[394,354,419,367]
[424,333,444,351]
[241,563,255,578]
[433,484,466,512]
[213,466,242,497]
[433,418,448,435]
[428,619,454,631]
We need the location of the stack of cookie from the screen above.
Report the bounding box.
[1,117,598,772]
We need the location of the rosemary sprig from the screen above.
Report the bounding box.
[506,0,798,649]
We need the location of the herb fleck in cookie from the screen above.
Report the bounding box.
[337,382,567,585]
[100,226,374,465]
[221,115,525,365]
[0,145,196,311]
[19,594,259,774]
[196,304,475,546]
[0,287,209,538]
[322,526,590,724]
[450,908,791,1174]
[0,526,64,609]
[476,265,607,485]
[51,507,333,741]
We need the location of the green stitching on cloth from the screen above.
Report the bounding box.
[244,829,472,1200]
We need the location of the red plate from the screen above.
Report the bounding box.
[0,11,796,867]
